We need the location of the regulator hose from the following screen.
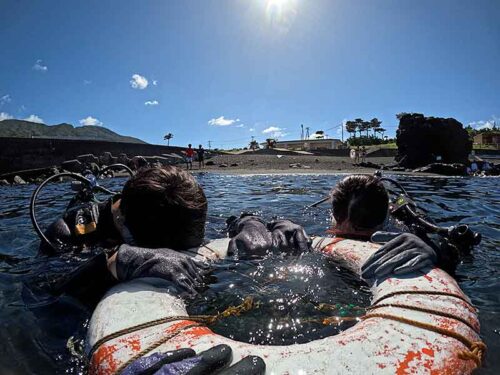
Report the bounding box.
[30,172,116,251]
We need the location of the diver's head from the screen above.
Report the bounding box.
[119,166,207,249]
[330,175,389,237]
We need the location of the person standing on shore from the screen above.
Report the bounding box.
[197,144,205,169]
[186,144,194,170]
[361,146,367,163]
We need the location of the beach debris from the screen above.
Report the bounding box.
[0,179,9,186]
[205,160,215,166]
[219,163,228,168]
[230,163,239,167]
[289,163,302,168]
[277,155,283,158]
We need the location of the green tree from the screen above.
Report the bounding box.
[345,120,357,138]
[370,118,382,137]
[354,118,364,138]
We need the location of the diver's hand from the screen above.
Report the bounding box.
[115,244,210,295]
[268,219,312,254]
[227,215,273,256]
[361,233,437,280]
[122,345,266,375]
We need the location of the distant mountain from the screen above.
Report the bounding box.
[0,119,146,144]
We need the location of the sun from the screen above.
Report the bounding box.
[266,0,291,13]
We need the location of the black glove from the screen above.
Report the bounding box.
[115,244,211,295]
[267,219,311,254]
[361,233,437,280]
[226,215,273,257]
[121,344,265,375]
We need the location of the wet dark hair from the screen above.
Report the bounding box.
[331,175,389,230]
[120,166,207,249]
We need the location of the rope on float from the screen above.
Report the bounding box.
[362,313,486,367]
[89,297,255,360]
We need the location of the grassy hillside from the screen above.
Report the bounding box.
[0,119,146,144]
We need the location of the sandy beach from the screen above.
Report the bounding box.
[183,154,430,175]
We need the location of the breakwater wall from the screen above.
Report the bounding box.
[0,137,185,174]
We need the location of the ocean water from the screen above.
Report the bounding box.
[0,173,498,374]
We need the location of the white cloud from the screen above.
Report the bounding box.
[24,114,44,123]
[144,100,159,106]
[152,80,158,86]
[262,126,282,134]
[79,116,103,126]
[249,128,255,132]
[262,126,287,138]
[33,59,48,72]
[0,112,13,121]
[0,94,11,106]
[130,74,148,89]
[208,116,240,126]
[235,124,245,128]
[469,116,499,130]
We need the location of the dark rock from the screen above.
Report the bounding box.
[99,152,117,166]
[205,160,215,166]
[413,163,467,176]
[219,163,228,168]
[396,114,472,168]
[61,159,84,173]
[230,163,239,167]
[315,159,320,163]
[144,156,171,166]
[358,161,381,169]
[289,163,302,168]
[128,156,148,170]
[117,153,130,165]
[13,175,27,184]
[77,154,99,164]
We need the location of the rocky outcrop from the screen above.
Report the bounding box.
[413,163,467,176]
[396,114,472,168]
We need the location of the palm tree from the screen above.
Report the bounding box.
[163,132,173,146]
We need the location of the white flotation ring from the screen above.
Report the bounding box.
[86,237,483,374]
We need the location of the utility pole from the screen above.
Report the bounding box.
[341,122,344,142]
[301,124,304,140]
[305,127,310,139]
[208,140,212,150]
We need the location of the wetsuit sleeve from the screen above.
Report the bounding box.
[47,252,117,303]
[115,244,210,295]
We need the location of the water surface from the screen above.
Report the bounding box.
[0,174,498,373]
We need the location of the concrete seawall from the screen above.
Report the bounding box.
[0,137,185,173]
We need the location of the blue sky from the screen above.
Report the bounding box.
[0,0,499,148]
